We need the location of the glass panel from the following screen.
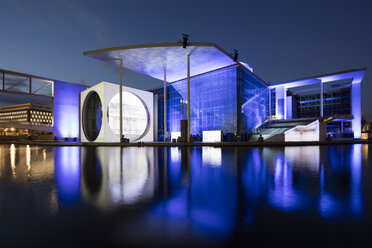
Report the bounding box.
[107,91,149,141]
[31,78,53,96]
[159,66,238,140]
[240,68,269,134]
[82,91,102,141]
[154,67,238,140]
[4,73,29,93]
[290,80,352,118]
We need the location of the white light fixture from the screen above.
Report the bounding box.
[202,130,222,142]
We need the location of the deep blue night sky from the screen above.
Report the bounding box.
[1,0,371,119]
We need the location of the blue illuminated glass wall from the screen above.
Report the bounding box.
[239,68,269,134]
[152,66,268,141]
[153,66,238,140]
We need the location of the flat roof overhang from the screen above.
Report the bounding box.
[269,68,367,89]
[83,43,263,83]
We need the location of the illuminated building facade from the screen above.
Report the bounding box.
[151,65,268,141]
[269,69,365,139]
[83,43,366,142]
[0,103,52,125]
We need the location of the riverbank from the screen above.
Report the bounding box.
[1,139,371,147]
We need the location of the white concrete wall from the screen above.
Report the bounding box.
[80,82,105,142]
[275,86,286,120]
[80,81,154,142]
[352,82,361,139]
[284,120,320,142]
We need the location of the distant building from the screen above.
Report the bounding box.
[0,103,52,125]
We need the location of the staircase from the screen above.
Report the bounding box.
[250,118,321,142]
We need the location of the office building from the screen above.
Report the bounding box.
[82,42,366,142]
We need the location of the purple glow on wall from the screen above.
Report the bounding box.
[53,80,87,138]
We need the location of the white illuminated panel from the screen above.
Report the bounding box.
[202,130,222,142]
[171,132,181,141]
[284,120,320,142]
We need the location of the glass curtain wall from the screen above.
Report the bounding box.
[188,66,237,136]
[239,68,269,136]
[154,66,237,141]
[154,66,268,141]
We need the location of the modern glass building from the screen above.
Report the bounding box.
[151,65,268,141]
[83,42,366,142]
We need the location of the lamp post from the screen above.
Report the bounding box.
[119,58,123,142]
[187,54,190,143]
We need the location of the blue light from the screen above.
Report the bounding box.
[53,80,87,139]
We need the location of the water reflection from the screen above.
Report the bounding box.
[81,147,156,209]
[10,144,15,177]
[0,144,369,245]
[202,147,222,166]
[318,145,364,218]
[284,146,320,173]
[54,146,81,206]
[0,144,54,182]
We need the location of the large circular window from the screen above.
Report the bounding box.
[107,91,149,141]
[82,91,102,141]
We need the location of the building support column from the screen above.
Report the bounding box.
[119,58,123,142]
[187,54,190,143]
[29,78,32,94]
[351,82,361,139]
[284,88,287,120]
[275,86,286,120]
[268,88,272,120]
[320,81,324,117]
[164,68,167,142]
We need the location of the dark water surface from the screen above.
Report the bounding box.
[0,144,371,247]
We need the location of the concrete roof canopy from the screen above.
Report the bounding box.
[83,43,239,83]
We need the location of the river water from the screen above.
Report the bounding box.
[0,144,371,247]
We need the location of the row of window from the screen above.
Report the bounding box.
[0,115,28,120]
[31,114,52,120]
[0,111,28,116]
[0,119,28,122]
[30,110,52,115]
[30,118,52,123]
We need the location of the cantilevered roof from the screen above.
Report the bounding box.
[269,68,367,89]
[84,43,240,82]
